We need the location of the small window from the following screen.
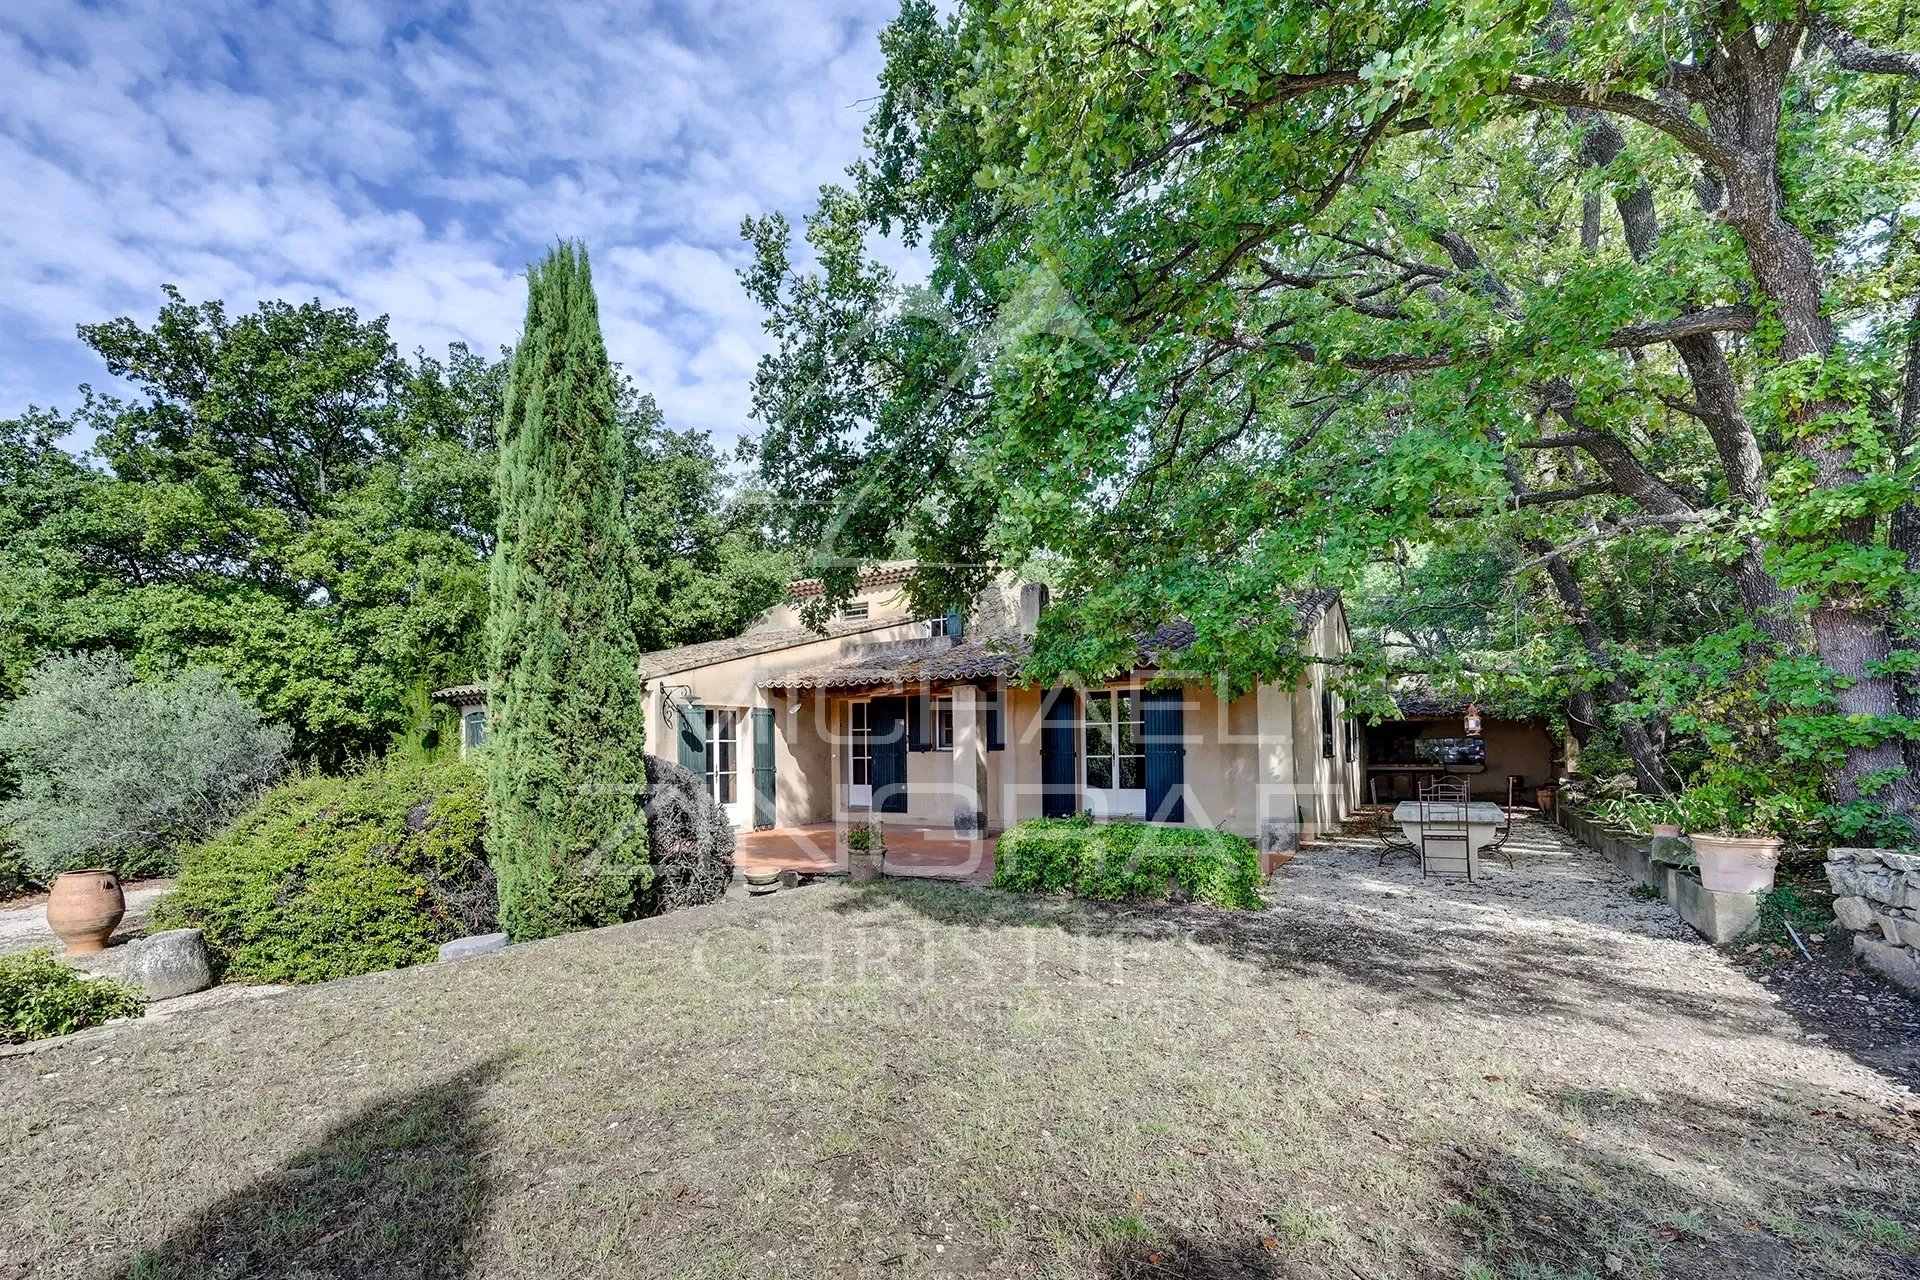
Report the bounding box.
[706,709,738,804]
[1321,689,1335,759]
[850,701,872,785]
[926,615,949,638]
[934,696,954,751]
[461,709,488,750]
[842,601,869,620]
[1085,690,1144,790]
[1344,718,1357,763]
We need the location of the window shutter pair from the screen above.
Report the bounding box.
[907,694,932,752]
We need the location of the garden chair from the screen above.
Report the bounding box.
[1419,798,1473,879]
[1376,809,1418,866]
[1420,776,1469,802]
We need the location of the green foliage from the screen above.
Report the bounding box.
[0,949,143,1043]
[0,652,288,883]
[993,817,1263,909]
[845,821,886,854]
[747,0,1920,842]
[1755,884,1832,949]
[152,757,493,985]
[485,243,651,941]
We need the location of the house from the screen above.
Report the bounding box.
[435,563,1364,863]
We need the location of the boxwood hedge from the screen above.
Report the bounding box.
[991,816,1263,909]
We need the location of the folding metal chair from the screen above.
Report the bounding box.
[1419,798,1473,879]
[1377,809,1418,865]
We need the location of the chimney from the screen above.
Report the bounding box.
[1017,582,1049,636]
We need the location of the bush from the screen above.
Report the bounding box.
[152,757,493,984]
[0,949,143,1043]
[0,653,289,883]
[993,817,1263,909]
[642,755,733,913]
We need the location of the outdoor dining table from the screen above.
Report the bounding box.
[1390,801,1511,879]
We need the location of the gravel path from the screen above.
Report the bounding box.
[1269,815,1920,1094]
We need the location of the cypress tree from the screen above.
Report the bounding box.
[485,242,649,939]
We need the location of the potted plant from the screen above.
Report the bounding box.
[845,821,886,882]
[1670,780,1797,894]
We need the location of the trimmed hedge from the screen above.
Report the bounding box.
[0,949,143,1043]
[992,817,1263,909]
[152,757,494,985]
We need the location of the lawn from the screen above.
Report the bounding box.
[4,841,1918,1279]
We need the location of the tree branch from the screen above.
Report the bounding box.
[1501,74,1749,172]
[1811,16,1920,80]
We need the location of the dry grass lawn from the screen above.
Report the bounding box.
[4,835,1918,1279]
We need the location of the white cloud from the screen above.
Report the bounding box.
[0,0,903,444]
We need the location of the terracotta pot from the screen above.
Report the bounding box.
[1690,834,1781,895]
[1651,823,1683,839]
[1260,850,1295,875]
[46,869,125,955]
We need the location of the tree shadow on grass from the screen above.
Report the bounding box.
[119,1056,508,1280]
[822,877,1781,1043]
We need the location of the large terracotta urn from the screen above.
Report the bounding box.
[1691,835,1782,895]
[46,869,125,955]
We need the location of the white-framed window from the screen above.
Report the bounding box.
[461,709,488,751]
[706,709,739,805]
[927,615,950,638]
[934,696,954,751]
[842,601,869,620]
[1084,690,1145,820]
[849,700,873,786]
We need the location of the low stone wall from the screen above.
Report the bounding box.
[1825,848,1920,996]
[1558,805,1760,944]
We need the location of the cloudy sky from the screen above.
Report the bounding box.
[0,0,904,447]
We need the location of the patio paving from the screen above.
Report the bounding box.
[732,821,999,883]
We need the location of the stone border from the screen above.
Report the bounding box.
[1826,848,1920,996]
[1557,805,1760,943]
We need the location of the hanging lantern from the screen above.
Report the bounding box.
[1464,702,1484,736]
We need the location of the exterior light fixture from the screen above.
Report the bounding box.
[1464,702,1483,736]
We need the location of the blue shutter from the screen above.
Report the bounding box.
[751,706,776,830]
[677,700,706,775]
[870,697,909,813]
[943,608,965,640]
[1142,687,1185,823]
[1040,687,1078,817]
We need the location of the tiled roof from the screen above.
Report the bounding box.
[761,635,1028,691]
[784,560,916,600]
[430,683,487,705]
[638,618,900,678]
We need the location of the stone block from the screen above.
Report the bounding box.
[1259,815,1299,854]
[1861,873,1898,906]
[1880,914,1905,945]
[1649,835,1694,868]
[1894,917,1920,950]
[1832,895,1875,931]
[437,932,508,962]
[1854,934,1920,997]
[1826,864,1861,897]
[121,929,213,1001]
[1668,874,1761,945]
[1879,852,1920,873]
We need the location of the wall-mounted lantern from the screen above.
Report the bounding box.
[1464,702,1484,736]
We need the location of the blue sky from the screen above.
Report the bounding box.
[0,0,905,447]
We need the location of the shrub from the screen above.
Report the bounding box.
[993,818,1263,909]
[0,653,289,883]
[0,949,143,1043]
[642,755,733,913]
[152,756,493,984]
